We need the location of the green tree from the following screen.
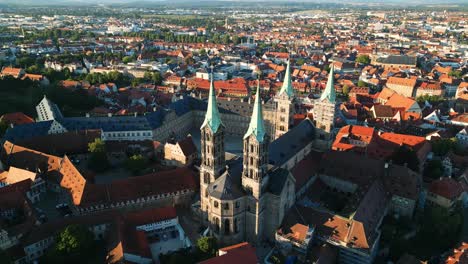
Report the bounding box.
[43,225,100,264]
[0,249,12,264]
[152,72,162,86]
[0,119,9,137]
[125,154,148,175]
[416,94,443,105]
[122,56,133,64]
[87,139,109,172]
[390,145,420,172]
[88,138,106,153]
[431,138,457,156]
[411,206,463,258]
[356,54,371,64]
[448,70,462,79]
[342,85,350,95]
[357,80,368,87]
[196,236,218,260]
[295,58,306,66]
[424,160,444,179]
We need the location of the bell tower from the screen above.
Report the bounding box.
[274,60,295,140]
[242,80,269,243]
[313,65,337,149]
[200,70,225,221]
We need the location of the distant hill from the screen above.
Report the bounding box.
[1,0,467,6]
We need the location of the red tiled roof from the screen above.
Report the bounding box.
[445,242,468,264]
[292,151,322,190]
[177,136,197,157]
[1,67,22,77]
[1,112,35,125]
[429,178,464,201]
[200,242,258,264]
[386,76,417,88]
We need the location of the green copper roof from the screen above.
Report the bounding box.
[320,64,336,103]
[278,60,294,98]
[201,74,223,133]
[244,81,266,142]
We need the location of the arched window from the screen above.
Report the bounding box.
[213,217,220,233]
[204,173,210,184]
[224,219,230,235]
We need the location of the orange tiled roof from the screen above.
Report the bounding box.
[386,76,417,88]
[445,242,468,264]
[1,67,22,77]
[385,93,418,112]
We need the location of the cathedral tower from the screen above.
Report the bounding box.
[274,60,295,140]
[313,65,337,149]
[200,72,225,221]
[242,80,269,243]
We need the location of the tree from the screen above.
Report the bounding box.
[424,160,444,180]
[295,58,306,66]
[87,139,109,172]
[431,138,457,156]
[416,94,443,105]
[0,119,8,137]
[43,224,99,264]
[390,145,420,172]
[152,72,162,86]
[357,80,368,87]
[0,249,12,264]
[196,236,218,260]
[88,138,106,153]
[122,56,133,64]
[411,206,463,258]
[448,70,462,79]
[125,154,148,175]
[342,85,350,95]
[356,54,371,64]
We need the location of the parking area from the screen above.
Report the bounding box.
[35,191,70,222]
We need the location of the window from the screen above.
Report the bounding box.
[234,218,239,233]
[213,217,220,233]
[224,203,229,210]
[214,201,219,208]
[224,219,230,235]
[235,201,240,208]
[204,173,210,184]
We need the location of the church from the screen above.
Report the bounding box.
[199,64,337,245]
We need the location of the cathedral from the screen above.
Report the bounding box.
[199,64,337,245]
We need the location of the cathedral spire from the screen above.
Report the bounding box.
[201,69,222,133]
[320,64,336,103]
[244,80,266,142]
[278,60,294,98]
